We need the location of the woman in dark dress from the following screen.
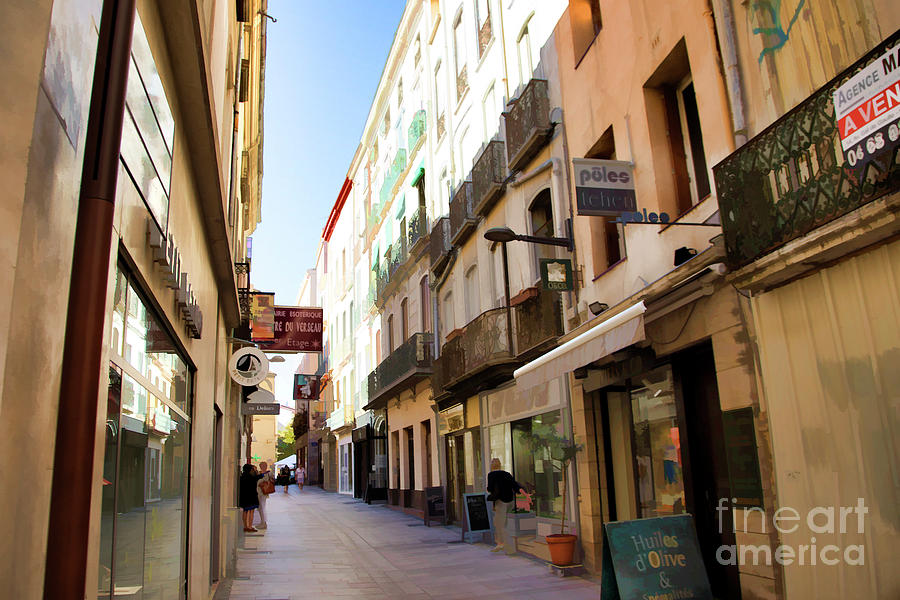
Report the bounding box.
[239,463,262,532]
[276,465,291,493]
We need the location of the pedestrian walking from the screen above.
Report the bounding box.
[276,464,291,493]
[486,458,526,553]
[239,464,262,532]
[296,465,306,491]
[256,461,275,529]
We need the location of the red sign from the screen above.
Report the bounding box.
[260,306,323,352]
[293,374,320,400]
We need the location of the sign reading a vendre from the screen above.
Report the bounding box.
[833,42,900,168]
[573,158,637,217]
[260,306,323,353]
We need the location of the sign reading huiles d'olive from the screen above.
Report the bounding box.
[573,158,637,217]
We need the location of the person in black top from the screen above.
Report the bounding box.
[239,463,263,532]
[486,458,526,553]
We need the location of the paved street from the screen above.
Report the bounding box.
[220,486,602,599]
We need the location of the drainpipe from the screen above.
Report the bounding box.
[709,0,748,147]
[43,1,136,599]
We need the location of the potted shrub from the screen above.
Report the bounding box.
[523,423,583,566]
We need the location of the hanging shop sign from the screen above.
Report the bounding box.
[722,407,765,508]
[601,514,712,600]
[242,388,280,415]
[833,41,900,169]
[250,292,276,341]
[438,404,465,434]
[259,306,323,352]
[540,258,573,291]
[228,347,269,386]
[147,220,203,338]
[293,374,320,400]
[573,158,637,217]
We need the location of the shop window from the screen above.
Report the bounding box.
[99,265,191,599]
[585,127,625,275]
[529,189,555,282]
[569,0,602,66]
[508,410,565,519]
[644,40,710,217]
[630,364,685,517]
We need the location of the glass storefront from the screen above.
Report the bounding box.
[99,267,192,600]
[339,443,351,493]
[629,364,685,517]
[446,428,483,524]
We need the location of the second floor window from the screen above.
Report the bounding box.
[401,298,409,342]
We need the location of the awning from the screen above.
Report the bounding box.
[513,301,646,390]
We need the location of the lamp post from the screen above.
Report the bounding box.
[483,224,574,355]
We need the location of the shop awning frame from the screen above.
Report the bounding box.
[513,300,646,390]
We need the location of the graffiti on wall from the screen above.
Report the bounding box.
[751,0,807,63]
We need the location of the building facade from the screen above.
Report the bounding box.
[0,0,267,598]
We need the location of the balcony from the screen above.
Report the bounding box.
[472,140,507,217]
[408,109,426,151]
[429,217,452,276]
[365,333,434,410]
[449,180,477,245]
[235,261,251,322]
[435,288,563,398]
[407,205,429,255]
[504,79,552,172]
[713,33,900,270]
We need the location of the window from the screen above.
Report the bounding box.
[465,266,480,322]
[475,0,492,57]
[454,12,468,99]
[644,41,710,217]
[400,298,409,342]
[483,83,499,142]
[420,276,431,332]
[442,291,454,338]
[529,189,555,281]
[517,18,534,88]
[434,61,446,138]
[586,127,625,275]
[387,314,395,353]
[397,78,404,107]
[414,36,422,67]
[569,0,602,65]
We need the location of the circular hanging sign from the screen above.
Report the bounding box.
[228,347,269,386]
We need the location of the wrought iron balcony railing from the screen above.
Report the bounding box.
[235,261,251,322]
[366,332,434,408]
[408,109,426,151]
[473,140,507,217]
[449,180,477,245]
[407,205,428,253]
[713,32,900,270]
[504,79,552,172]
[514,287,564,356]
[429,217,452,276]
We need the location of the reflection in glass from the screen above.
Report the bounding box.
[509,410,564,518]
[630,365,685,517]
[98,367,122,598]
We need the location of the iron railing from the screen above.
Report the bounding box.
[407,205,428,251]
[713,32,900,270]
[449,180,477,245]
[235,261,251,322]
[473,139,507,216]
[514,287,564,356]
[429,217,452,276]
[504,79,552,171]
[367,332,434,404]
[439,307,514,388]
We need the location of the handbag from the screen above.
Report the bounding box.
[260,477,275,495]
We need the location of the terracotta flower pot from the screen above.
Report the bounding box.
[546,533,578,566]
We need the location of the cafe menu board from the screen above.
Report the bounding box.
[463,493,492,534]
[601,515,712,600]
[721,407,764,508]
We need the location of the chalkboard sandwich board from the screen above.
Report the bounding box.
[601,514,712,600]
[462,493,492,543]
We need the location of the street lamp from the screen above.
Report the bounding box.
[483,224,574,354]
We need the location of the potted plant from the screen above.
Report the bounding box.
[523,423,583,566]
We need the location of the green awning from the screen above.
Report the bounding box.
[410,165,425,187]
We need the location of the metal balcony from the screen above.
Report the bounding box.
[449,180,477,245]
[713,32,900,270]
[429,217,452,276]
[407,205,429,254]
[472,140,507,217]
[235,261,251,322]
[504,79,552,172]
[365,332,434,410]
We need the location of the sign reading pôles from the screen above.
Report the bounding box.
[573,158,637,217]
[833,42,900,168]
[228,347,269,387]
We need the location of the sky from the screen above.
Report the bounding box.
[251,1,407,423]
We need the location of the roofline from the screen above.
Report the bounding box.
[322,177,353,242]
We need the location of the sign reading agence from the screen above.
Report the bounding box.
[601,515,712,600]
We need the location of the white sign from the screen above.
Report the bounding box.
[228,347,269,386]
[833,42,900,166]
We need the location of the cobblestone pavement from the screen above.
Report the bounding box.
[222,486,602,599]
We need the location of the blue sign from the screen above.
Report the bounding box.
[601,515,712,600]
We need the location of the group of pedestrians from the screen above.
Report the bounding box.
[238,461,306,533]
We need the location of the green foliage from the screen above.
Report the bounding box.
[276,423,295,461]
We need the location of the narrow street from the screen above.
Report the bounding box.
[220,488,602,600]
